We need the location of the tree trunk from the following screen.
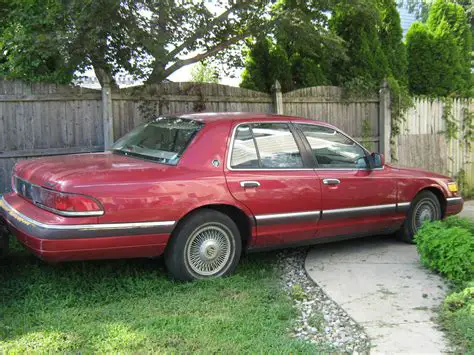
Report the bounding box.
[93,64,118,89]
[145,61,167,85]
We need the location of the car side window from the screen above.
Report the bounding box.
[296,124,368,169]
[251,123,304,169]
[230,125,260,169]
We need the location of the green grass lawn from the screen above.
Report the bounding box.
[0,240,325,353]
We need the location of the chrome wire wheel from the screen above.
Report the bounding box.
[185,223,233,277]
[412,198,438,231]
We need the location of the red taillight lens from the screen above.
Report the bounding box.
[36,188,103,216]
[13,176,104,216]
[53,193,102,213]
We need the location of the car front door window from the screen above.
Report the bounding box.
[296,124,367,169]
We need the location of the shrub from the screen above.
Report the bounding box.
[444,283,474,312]
[441,283,474,352]
[415,218,474,283]
[443,216,474,234]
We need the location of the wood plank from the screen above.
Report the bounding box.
[0,94,102,102]
[0,146,104,158]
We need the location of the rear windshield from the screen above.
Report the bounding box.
[111,117,204,165]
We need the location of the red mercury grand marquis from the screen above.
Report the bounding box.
[0,113,463,280]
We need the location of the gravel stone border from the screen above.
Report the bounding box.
[277,248,371,353]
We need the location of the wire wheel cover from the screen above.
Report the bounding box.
[413,199,437,231]
[186,224,232,276]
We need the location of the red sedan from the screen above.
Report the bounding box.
[0,113,463,280]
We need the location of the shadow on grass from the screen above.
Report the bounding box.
[1,235,399,352]
[0,240,322,353]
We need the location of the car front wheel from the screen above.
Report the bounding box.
[398,190,441,243]
[165,209,242,281]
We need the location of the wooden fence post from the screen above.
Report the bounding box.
[379,80,391,162]
[272,80,284,115]
[102,78,114,149]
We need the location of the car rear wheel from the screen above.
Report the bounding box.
[165,209,242,281]
[398,190,441,244]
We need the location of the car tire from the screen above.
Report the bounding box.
[164,209,242,281]
[397,190,441,244]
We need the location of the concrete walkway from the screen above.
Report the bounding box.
[305,236,448,353]
[305,201,474,353]
[459,199,474,219]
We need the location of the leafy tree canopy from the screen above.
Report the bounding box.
[0,0,269,87]
[406,0,472,96]
[330,0,407,91]
[241,0,408,94]
[240,0,346,93]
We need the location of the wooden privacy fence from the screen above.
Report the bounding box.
[394,98,474,190]
[0,79,388,193]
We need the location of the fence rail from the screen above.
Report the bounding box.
[10,78,474,194]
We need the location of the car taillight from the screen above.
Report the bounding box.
[13,176,103,217]
[35,188,104,217]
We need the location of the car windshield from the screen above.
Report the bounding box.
[111,117,204,165]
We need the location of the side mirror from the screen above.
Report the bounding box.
[368,152,384,169]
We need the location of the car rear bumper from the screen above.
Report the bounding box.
[445,196,464,216]
[0,194,173,262]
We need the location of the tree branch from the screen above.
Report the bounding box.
[161,35,245,80]
[165,4,241,60]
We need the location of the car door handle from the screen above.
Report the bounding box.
[323,178,340,185]
[240,181,260,188]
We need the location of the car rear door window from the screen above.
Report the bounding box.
[296,124,368,169]
[230,123,304,169]
[230,125,260,169]
[251,123,304,169]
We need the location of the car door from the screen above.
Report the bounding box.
[224,121,322,248]
[294,123,399,239]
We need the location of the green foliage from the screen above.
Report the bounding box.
[441,283,474,353]
[330,0,389,88]
[406,0,472,97]
[289,283,308,301]
[240,37,292,93]
[444,284,474,312]
[387,76,413,160]
[462,107,474,151]
[240,0,344,93]
[441,98,459,140]
[455,168,472,198]
[379,0,409,84]
[0,240,326,353]
[406,22,438,95]
[0,1,269,86]
[442,216,474,234]
[0,0,76,83]
[415,217,474,283]
[190,61,219,84]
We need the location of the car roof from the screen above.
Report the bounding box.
[177,112,338,130]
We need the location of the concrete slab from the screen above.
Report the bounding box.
[459,199,474,219]
[305,236,449,354]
